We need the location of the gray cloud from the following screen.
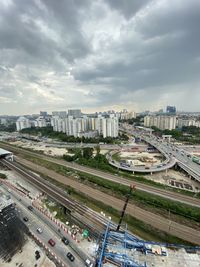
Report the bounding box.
[106,0,153,18]
[0,0,200,114]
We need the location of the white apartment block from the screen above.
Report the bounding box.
[177,118,200,128]
[34,116,47,128]
[16,116,31,131]
[51,114,119,138]
[144,115,176,130]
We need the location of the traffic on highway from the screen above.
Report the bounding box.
[1,182,94,267]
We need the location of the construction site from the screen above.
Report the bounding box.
[0,193,28,262]
[0,147,200,267]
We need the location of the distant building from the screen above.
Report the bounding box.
[144,115,176,130]
[52,111,67,118]
[68,109,82,118]
[40,111,48,117]
[51,114,119,138]
[34,116,47,128]
[166,106,176,114]
[16,116,31,131]
[0,118,8,125]
[117,110,136,120]
[177,117,199,128]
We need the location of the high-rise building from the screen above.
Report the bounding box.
[68,109,82,118]
[52,111,67,118]
[166,106,176,114]
[40,111,48,117]
[16,116,31,131]
[51,114,119,138]
[144,115,176,130]
[34,116,47,128]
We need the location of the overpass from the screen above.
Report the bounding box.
[120,125,200,182]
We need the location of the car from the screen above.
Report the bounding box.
[48,239,56,247]
[23,217,29,222]
[67,252,75,262]
[27,206,34,211]
[85,258,94,267]
[62,237,69,245]
[37,227,43,234]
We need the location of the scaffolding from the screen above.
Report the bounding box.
[96,223,200,267]
[96,223,147,267]
[0,195,28,262]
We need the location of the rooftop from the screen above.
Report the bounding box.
[0,148,13,156]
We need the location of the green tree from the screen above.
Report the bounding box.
[83,147,94,159]
[95,145,101,156]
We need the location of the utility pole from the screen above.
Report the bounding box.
[116,184,136,231]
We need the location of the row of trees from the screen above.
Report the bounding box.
[151,126,200,144]
[20,127,123,144]
[0,123,16,132]
[63,146,115,172]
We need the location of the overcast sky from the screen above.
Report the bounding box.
[0,0,200,115]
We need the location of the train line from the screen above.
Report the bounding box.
[2,159,200,246]
[1,159,113,235]
[0,142,200,207]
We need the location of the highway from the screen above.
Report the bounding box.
[0,183,86,267]
[2,158,200,245]
[141,133,200,182]
[0,142,200,207]
[124,127,200,182]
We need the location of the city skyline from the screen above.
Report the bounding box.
[1,0,200,114]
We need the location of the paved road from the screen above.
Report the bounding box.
[6,156,200,245]
[128,128,200,182]
[0,142,200,207]
[0,183,86,267]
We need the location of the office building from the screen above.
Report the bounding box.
[166,106,176,114]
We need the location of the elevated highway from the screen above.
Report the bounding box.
[119,126,200,182]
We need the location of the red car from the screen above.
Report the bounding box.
[48,239,56,247]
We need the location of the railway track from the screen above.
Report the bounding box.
[2,159,200,247]
[0,142,200,207]
[1,159,114,235]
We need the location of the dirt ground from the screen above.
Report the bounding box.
[146,169,200,191]
[9,141,67,157]
[0,238,55,267]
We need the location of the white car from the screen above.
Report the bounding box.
[37,227,43,234]
[85,259,93,267]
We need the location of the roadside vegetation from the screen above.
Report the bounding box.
[63,146,116,173]
[20,126,129,144]
[62,145,199,198]
[0,141,199,199]
[0,173,7,179]
[43,188,193,245]
[19,154,200,227]
[151,125,200,145]
[0,123,16,132]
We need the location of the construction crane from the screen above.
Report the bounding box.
[116,184,136,231]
